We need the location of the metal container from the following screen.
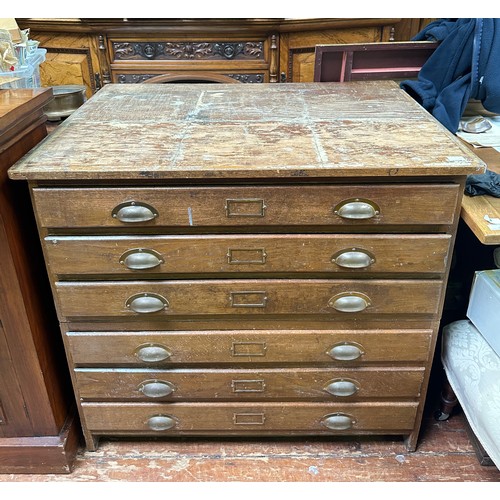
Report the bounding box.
[43,85,87,121]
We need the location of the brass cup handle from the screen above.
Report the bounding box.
[331,248,375,269]
[333,198,380,220]
[126,293,168,314]
[135,343,171,363]
[327,342,365,361]
[324,379,359,397]
[112,201,158,223]
[322,413,356,431]
[138,380,175,398]
[120,248,164,270]
[328,292,371,313]
[147,414,176,431]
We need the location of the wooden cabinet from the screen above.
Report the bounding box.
[8,82,484,452]
[20,29,104,98]
[17,18,420,90]
[278,18,398,82]
[0,89,79,473]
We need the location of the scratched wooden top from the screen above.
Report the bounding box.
[8,82,485,181]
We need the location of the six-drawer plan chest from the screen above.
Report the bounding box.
[8,81,484,451]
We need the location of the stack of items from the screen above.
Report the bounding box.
[0,18,46,89]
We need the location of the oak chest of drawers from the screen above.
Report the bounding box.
[9,82,484,451]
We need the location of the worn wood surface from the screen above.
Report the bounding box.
[32,184,460,228]
[65,328,433,366]
[55,279,443,319]
[74,366,424,401]
[1,410,498,481]
[81,402,419,434]
[461,194,500,245]
[8,82,474,453]
[43,233,451,277]
[8,82,484,181]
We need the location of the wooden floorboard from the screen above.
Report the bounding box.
[1,401,498,482]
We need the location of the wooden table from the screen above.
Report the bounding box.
[0,89,79,473]
[460,147,500,245]
[8,81,484,453]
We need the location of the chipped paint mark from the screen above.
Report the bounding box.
[395,454,406,463]
[188,207,193,226]
[309,126,329,166]
[170,457,192,472]
[446,156,470,165]
[308,465,320,475]
[147,460,162,469]
[194,91,205,111]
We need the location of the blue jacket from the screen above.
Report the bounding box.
[400,18,500,132]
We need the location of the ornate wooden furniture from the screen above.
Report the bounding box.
[8,81,484,452]
[16,18,421,92]
[0,89,79,473]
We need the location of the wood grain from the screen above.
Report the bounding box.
[32,183,460,228]
[8,83,484,181]
[8,82,471,453]
[461,194,500,245]
[54,279,443,319]
[0,88,79,473]
[74,367,425,401]
[459,143,500,244]
[65,329,433,366]
[43,233,452,277]
[81,401,419,434]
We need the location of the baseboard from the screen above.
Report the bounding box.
[0,408,81,474]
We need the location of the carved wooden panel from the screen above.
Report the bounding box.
[115,73,265,84]
[112,41,264,61]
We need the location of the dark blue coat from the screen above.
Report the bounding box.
[400,18,500,132]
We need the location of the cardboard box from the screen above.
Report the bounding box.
[467,269,500,357]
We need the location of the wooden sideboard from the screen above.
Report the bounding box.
[0,89,79,473]
[16,18,433,93]
[8,81,484,452]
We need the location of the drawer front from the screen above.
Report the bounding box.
[44,234,451,276]
[81,401,419,434]
[32,184,459,229]
[66,329,433,366]
[56,279,443,318]
[75,367,425,401]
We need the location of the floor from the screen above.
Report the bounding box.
[1,394,498,483]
